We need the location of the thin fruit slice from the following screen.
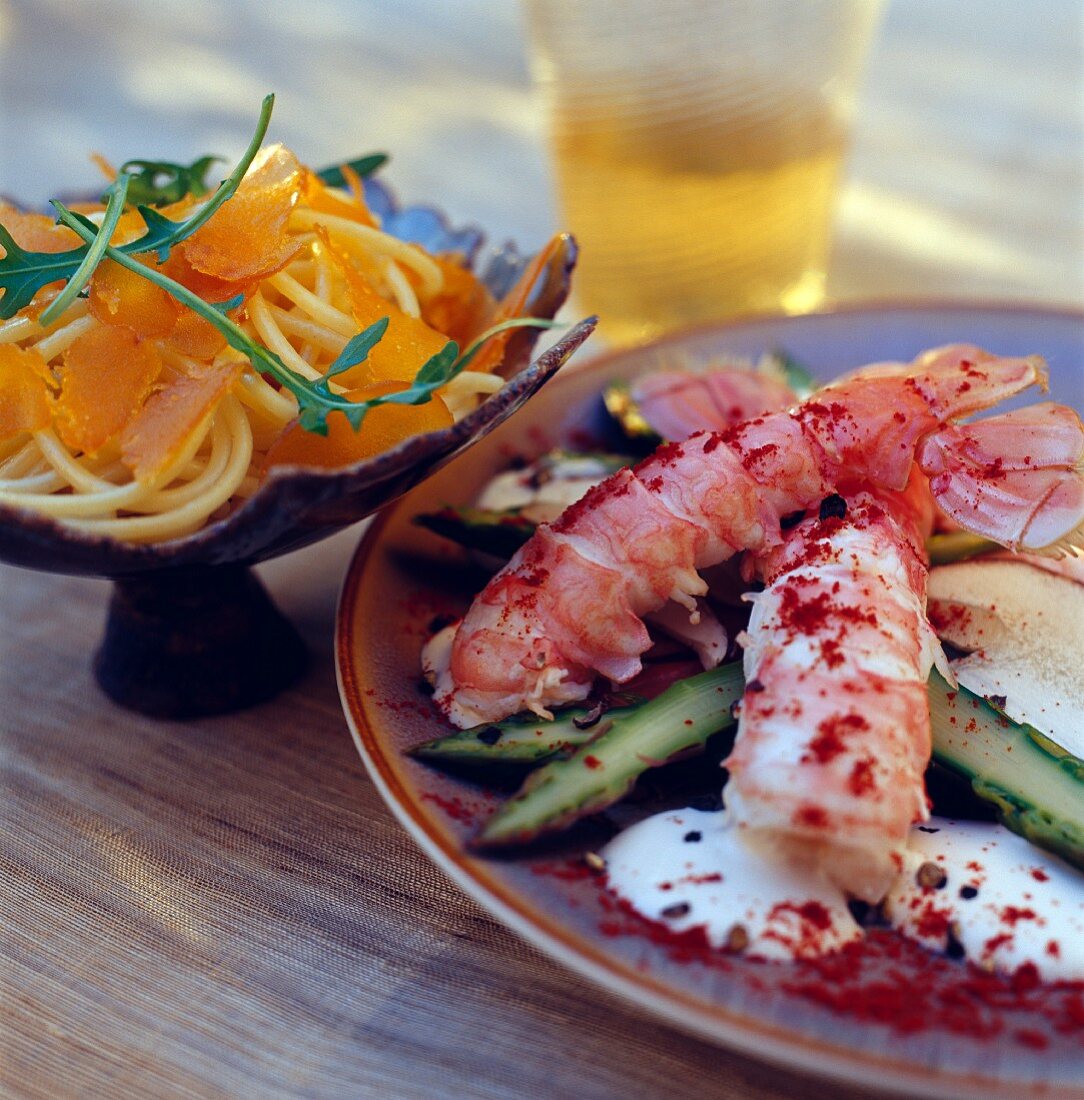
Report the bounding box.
[0,344,51,440]
[121,360,243,484]
[928,557,1084,758]
[54,325,161,455]
[264,380,453,471]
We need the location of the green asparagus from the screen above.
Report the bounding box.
[473,662,744,848]
[927,670,1084,870]
[410,697,645,768]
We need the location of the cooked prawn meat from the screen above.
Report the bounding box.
[434,346,1084,730]
[729,473,947,901]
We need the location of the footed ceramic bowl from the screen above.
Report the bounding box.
[0,179,592,717]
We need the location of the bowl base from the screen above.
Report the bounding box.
[94,565,307,719]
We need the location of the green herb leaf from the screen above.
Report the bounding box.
[118,93,274,263]
[0,93,274,320]
[316,154,388,188]
[0,225,88,320]
[769,348,817,398]
[104,154,224,207]
[38,173,131,327]
[210,293,245,315]
[344,317,562,422]
[321,317,390,381]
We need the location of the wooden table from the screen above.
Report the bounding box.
[1,2,1081,1097]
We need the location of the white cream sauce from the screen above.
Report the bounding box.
[884,819,1084,982]
[603,811,1084,979]
[602,809,862,961]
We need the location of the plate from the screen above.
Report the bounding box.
[337,303,1084,1099]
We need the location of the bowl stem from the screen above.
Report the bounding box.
[94,564,307,718]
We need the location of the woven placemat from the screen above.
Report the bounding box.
[1,534,871,1099]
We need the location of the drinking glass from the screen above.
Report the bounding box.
[524,0,884,343]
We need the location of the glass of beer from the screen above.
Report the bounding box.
[523,0,884,344]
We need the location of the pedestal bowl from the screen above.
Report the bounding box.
[0,178,592,717]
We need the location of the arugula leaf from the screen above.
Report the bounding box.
[0,93,274,320]
[316,154,388,189]
[38,173,131,327]
[0,226,88,319]
[321,317,390,381]
[104,154,223,207]
[53,199,560,438]
[118,93,274,264]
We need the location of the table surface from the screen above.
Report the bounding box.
[1,2,1081,1098]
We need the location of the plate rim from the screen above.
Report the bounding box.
[336,301,1084,1100]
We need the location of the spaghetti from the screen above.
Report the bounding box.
[0,140,556,544]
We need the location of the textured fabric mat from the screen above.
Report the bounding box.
[0,533,870,1099]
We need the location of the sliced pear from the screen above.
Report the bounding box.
[928,557,1084,758]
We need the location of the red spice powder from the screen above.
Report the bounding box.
[744,443,779,467]
[848,756,877,796]
[795,805,829,829]
[584,755,602,770]
[1013,1028,1049,1051]
[597,890,735,970]
[420,791,478,825]
[589,877,1084,1048]
[772,900,833,930]
[913,902,952,940]
[803,713,870,764]
[1000,907,1038,927]
[529,859,598,882]
[984,933,1014,955]
[819,636,845,669]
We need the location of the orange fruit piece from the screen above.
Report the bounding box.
[181,144,303,283]
[301,169,378,228]
[160,244,262,306]
[421,255,496,347]
[167,306,229,359]
[264,381,453,471]
[316,228,449,389]
[0,202,83,253]
[89,258,179,339]
[0,202,87,312]
[121,360,244,485]
[468,233,564,376]
[0,345,52,440]
[53,325,162,455]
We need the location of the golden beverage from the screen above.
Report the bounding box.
[525,0,882,344]
[548,101,846,344]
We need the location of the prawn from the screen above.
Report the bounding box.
[433,345,1084,739]
[727,470,946,900]
[606,356,1083,900]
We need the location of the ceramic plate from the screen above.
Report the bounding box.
[337,303,1084,1099]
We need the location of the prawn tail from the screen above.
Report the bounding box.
[918,402,1084,553]
[907,344,1047,419]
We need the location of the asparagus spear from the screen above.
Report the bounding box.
[926,531,1000,565]
[410,697,645,768]
[427,660,1084,865]
[473,662,744,848]
[414,505,536,558]
[927,670,1084,870]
